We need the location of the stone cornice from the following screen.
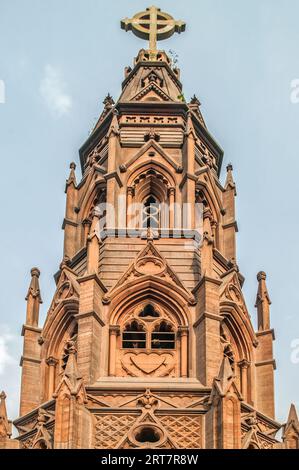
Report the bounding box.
[94,165,107,175]
[222,221,239,233]
[179,172,198,190]
[13,400,56,427]
[193,311,223,328]
[75,310,105,327]
[213,249,231,270]
[62,218,78,230]
[192,276,222,295]
[104,171,123,188]
[116,101,188,117]
[77,272,108,293]
[100,228,201,242]
[240,403,282,430]
[21,324,42,336]
[86,381,210,392]
[20,356,41,367]
[255,359,277,370]
[256,328,276,341]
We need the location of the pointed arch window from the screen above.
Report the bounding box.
[110,303,189,378]
[128,167,174,230]
[121,307,176,351]
[142,196,160,229]
[122,320,146,349]
[151,321,175,350]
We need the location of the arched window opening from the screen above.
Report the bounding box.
[122,320,146,349]
[142,196,160,229]
[129,167,172,230]
[139,304,160,318]
[110,301,189,378]
[151,321,175,350]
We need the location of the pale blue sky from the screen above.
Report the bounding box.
[0,0,299,425]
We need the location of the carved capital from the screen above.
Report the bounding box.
[178,326,189,337]
[82,218,92,227]
[203,207,213,221]
[127,186,135,197]
[109,325,120,336]
[168,187,175,198]
[211,219,218,229]
[46,356,58,367]
[238,359,251,369]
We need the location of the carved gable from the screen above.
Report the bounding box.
[220,271,251,321]
[104,241,194,304]
[132,83,173,102]
[49,267,80,314]
[122,139,180,173]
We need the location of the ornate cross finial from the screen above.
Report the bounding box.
[121,6,186,60]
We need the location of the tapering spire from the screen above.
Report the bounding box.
[222,163,237,263]
[188,95,206,128]
[209,355,242,405]
[96,94,115,126]
[54,343,86,399]
[25,268,42,301]
[64,346,82,391]
[0,391,11,440]
[254,271,275,418]
[63,162,78,261]
[286,404,299,429]
[282,404,299,448]
[103,93,114,110]
[225,163,236,194]
[66,162,77,188]
[216,357,235,396]
[25,268,42,327]
[190,94,201,107]
[255,271,272,331]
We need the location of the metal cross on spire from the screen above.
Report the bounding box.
[121,6,186,59]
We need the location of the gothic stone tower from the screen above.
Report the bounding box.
[1,6,298,450]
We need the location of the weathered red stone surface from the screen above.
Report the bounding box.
[2,6,298,450]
